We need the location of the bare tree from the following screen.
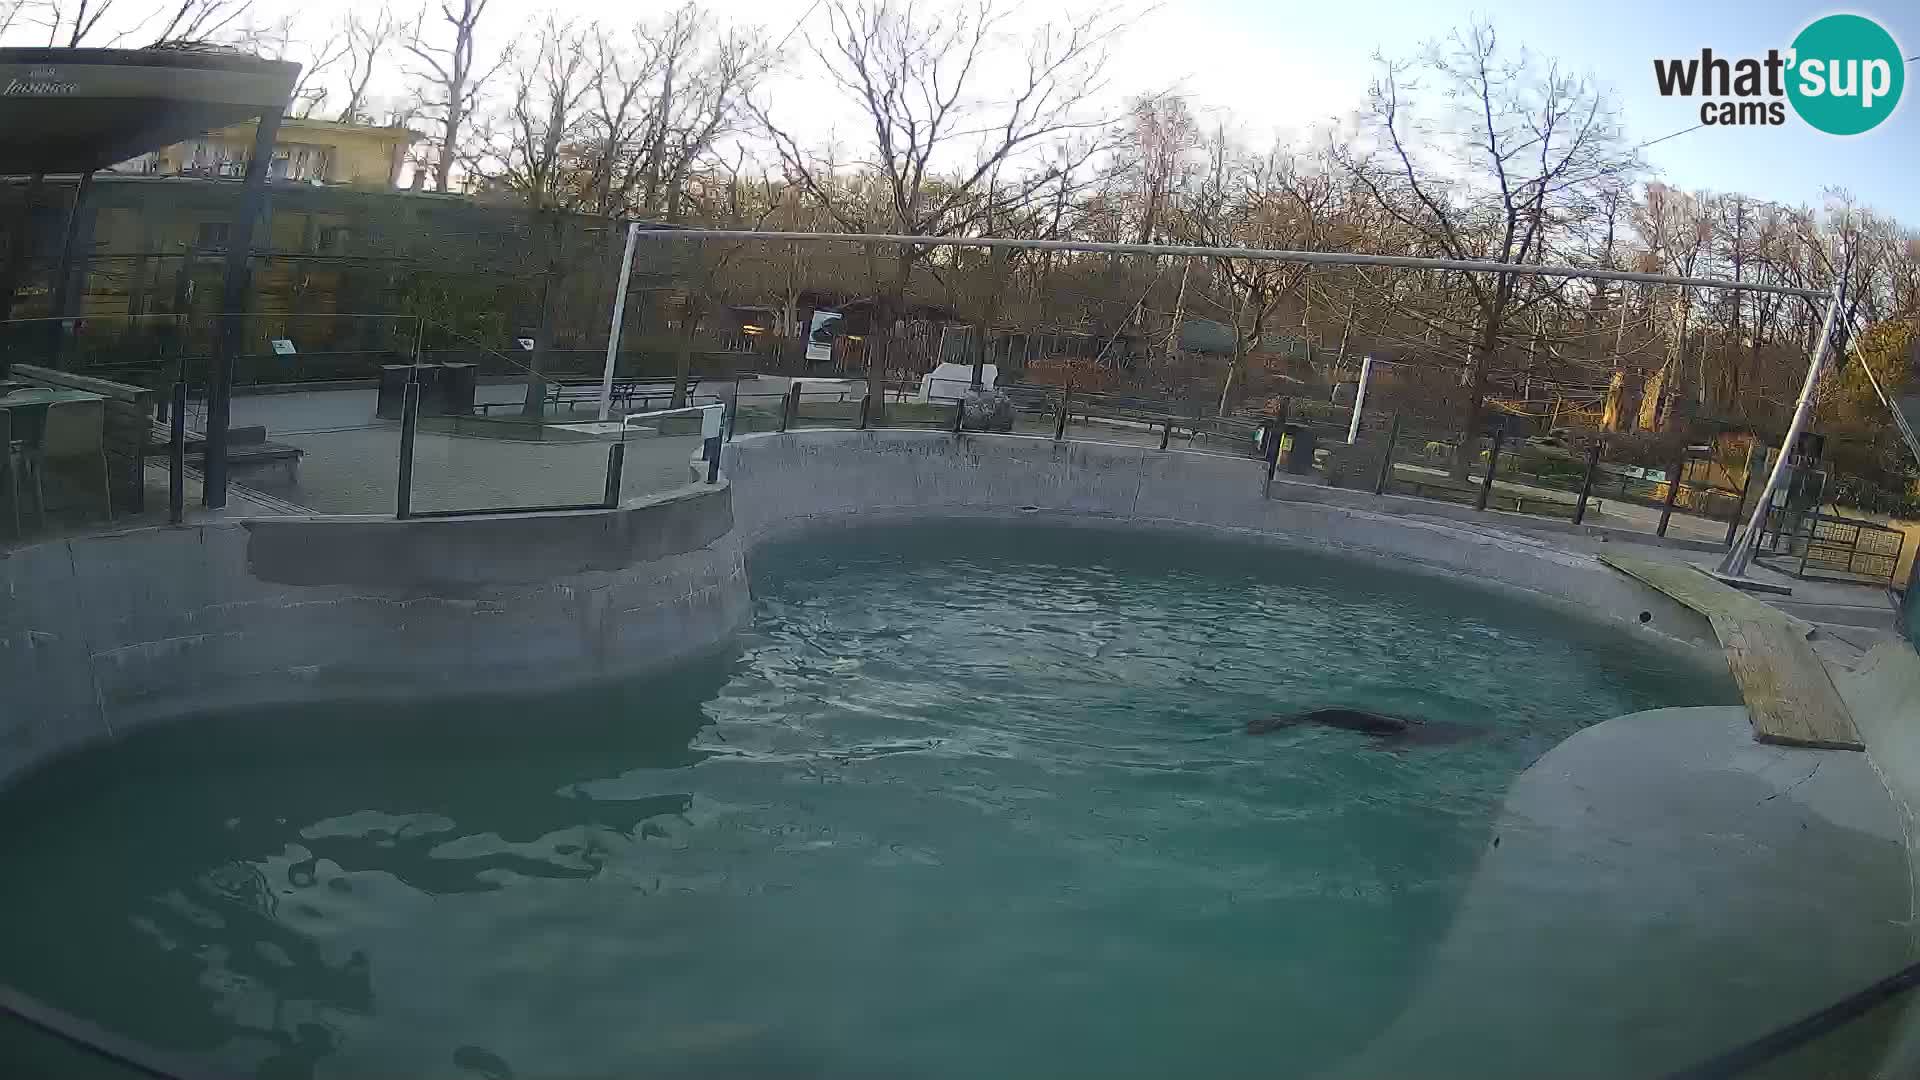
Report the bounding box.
[337,6,399,124]
[485,15,593,210]
[620,4,771,221]
[1338,23,1639,476]
[43,0,114,45]
[404,0,508,192]
[756,0,1127,419]
[1125,94,1198,245]
[148,0,247,45]
[1177,131,1339,413]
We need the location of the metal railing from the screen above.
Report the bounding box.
[1755,509,1907,586]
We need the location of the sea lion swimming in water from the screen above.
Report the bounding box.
[1246,708,1481,747]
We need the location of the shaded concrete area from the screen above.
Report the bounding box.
[1329,706,1911,1080]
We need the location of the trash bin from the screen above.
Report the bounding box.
[375,365,412,419]
[1281,424,1317,474]
[438,363,477,416]
[411,364,446,415]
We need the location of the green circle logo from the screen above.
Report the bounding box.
[1786,14,1904,135]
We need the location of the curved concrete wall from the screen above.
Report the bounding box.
[723,430,1723,655]
[0,428,1755,789]
[0,484,748,788]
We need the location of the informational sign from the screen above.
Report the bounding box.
[270,338,296,355]
[805,311,841,362]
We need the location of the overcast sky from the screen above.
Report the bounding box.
[7,0,1915,222]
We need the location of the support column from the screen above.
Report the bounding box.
[205,108,283,509]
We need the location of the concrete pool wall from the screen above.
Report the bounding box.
[2,425,1917,1073]
[0,484,747,789]
[723,429,1725,652]
[0,427,1762,788]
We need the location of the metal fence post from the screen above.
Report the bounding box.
[858,392,870,429]
[602,442,626,508]
[1159,418,1171,451]
[1657,447,1688,538]
[1475,427,1505,511]
[1054,386,1071,440]
[952,395,966,434]
[1373,413,1402,496]
[779,384,798,432]
[1572,440,1602,526]
[1262,398,1290,499]
[396,381,419,519]
[167,380,186,525]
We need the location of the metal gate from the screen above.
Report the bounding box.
[1758,509,1907,586]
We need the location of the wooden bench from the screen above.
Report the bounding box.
[7,364,155,513]
[1393,472,1590,519]
[474,378,709,416]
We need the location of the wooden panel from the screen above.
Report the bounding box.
[1600,555,1863,751]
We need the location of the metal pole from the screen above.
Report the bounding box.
[727,371,741,442]
[597,221,639,422]
[631,229,1827,301]
[396,381,419,519]
[168,381,186,526]
[602,443,626,507]
[1657,449,1687,538]
[1347,355,1372,445]
[1476,427,1505,511]
[1374,413,1402,496]
[1054,386,1071,440]
[1725,443,1765,548]
[1573,440,1602,526]
[858,392,870,429]
[1719,276,1846,578]
[48,169,94,326]
[206,105,284,510]
[1159,418,1171,450]
[1262,398,1290,499]
[952,394,966,434]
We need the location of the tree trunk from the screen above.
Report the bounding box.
[866,252,912,425]
[672,295,699,409]
[434,102,460,192]
[1450,307,1499,480]
[520,215,562,417]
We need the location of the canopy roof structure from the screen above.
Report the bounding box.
[0,47,298,176]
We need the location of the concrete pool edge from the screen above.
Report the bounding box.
[724,430,1728,663]
[0,482,748,789]
[1,424,1915,1074]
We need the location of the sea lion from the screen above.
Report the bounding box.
[1246,708,1481,747]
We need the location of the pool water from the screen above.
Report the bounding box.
[0,522,1734,1079]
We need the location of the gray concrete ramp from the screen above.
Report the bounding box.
[1600,555,1863,750]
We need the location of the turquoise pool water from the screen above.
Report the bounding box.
[0,522,1735,1078]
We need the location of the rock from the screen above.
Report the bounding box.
[961,387,1014,432]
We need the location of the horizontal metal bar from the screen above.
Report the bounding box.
[634,229,1827,300]
[401,503,612,519]
[620,402,725,429]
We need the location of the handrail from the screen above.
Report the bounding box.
[623,403,727,485]
[0,983,242,1080]
[1660,957,1920,1079]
